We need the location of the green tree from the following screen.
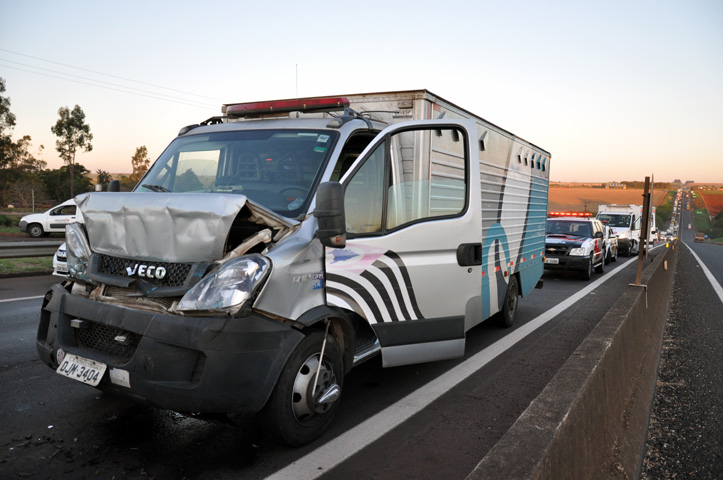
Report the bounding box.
[118,175,136,192]
[96,169,112,189]
[128,146,150,185]
[0,77,17,169]
[50,105,93,197]
[41,164,93,202]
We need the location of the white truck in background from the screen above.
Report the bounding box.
[596,204,642,256]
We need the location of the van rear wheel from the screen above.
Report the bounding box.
[260,330,343,446]
[497,275,519,328]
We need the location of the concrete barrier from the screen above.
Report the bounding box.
[467,242,678,480]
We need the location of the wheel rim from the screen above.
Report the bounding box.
[291,353,336,424]
[30,226,41,236]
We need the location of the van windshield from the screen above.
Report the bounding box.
[596,213,631,228]
[546,220,593,237]
[137,129,338,218]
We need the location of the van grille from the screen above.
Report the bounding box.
[75,321,141,365]
[98,254,192,287]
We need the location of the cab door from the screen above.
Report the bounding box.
[324,120,482,367]
[48,204,77,232]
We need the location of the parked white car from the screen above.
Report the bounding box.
[53,242,68,277]
[19,199,77,237]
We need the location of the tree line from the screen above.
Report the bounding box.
[0,77,150,209]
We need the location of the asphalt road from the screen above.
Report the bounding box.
[641,210,723,479]
[1,248,665,480]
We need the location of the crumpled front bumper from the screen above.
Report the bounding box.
[36,283,304,413]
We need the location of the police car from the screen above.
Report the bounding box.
[544,212,607,280]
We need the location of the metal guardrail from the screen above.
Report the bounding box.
[0,241,63,259]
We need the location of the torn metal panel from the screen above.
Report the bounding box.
[75,193,295,263]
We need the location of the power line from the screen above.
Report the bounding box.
[0,48,224,103]
[0,58,218,109]
[0,63,217,110]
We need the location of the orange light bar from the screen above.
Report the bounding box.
[225,97,350,117]
[548,211,593,217]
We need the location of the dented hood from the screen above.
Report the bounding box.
[75,192,297,263]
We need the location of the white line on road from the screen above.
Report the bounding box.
[0,295,44,304]
[683,242,723,305]
[266,255,641,480]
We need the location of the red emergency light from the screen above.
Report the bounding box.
[548,211,593,217]
[225,97,350,117]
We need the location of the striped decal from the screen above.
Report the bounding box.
[326,248,423,324]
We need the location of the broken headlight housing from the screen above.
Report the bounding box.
[175,254,270,314]
[65,223,94,283]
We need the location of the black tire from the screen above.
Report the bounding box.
[497,275,519,328]
[260,329,343,446]
[28,223,45,238]
[595,252,605,274]
[580,255,593,280]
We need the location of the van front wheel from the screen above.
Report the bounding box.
[261,330,343,446]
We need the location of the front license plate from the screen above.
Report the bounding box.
[56,353,107,386]
[544,257,559,265]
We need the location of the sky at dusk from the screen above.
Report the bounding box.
[1,0,722,183]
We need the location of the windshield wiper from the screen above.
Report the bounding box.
[142,184,170,193]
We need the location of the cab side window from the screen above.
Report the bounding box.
[53,205,76,216]
[344,141,385,234]
[344,127,467,235]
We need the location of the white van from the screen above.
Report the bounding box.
[19,199,77,237]
[37,90,551,445]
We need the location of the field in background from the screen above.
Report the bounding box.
[548,186,669,213]
[699,190,723,217]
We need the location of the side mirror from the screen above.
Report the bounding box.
[108,180,120,192]
[595,231,604,239]
[314,182,346,248]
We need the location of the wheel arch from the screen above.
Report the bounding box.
[295,305,359,375]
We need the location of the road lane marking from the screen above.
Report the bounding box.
[0,295,44,304]
[683,242,723,305]
[266,256,640,480]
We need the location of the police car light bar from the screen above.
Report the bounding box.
[548,211,593,217]
[225,97,350,117]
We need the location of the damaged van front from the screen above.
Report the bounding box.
[37,120,355,446]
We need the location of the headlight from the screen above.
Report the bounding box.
[176,254,270,314]
[569,248,585,256]
[617,231,628,239]
[66,223,93,283]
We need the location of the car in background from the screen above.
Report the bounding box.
[694,232,705,243]
[544,213,608,280]
[52,242,68,277]
[18,199,77,237]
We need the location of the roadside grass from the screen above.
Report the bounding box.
[0,257,54,275]
[0,225,23,235]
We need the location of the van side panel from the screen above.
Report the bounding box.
[343,90,551,322]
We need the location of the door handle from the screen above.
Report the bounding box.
[457,243,481,266]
